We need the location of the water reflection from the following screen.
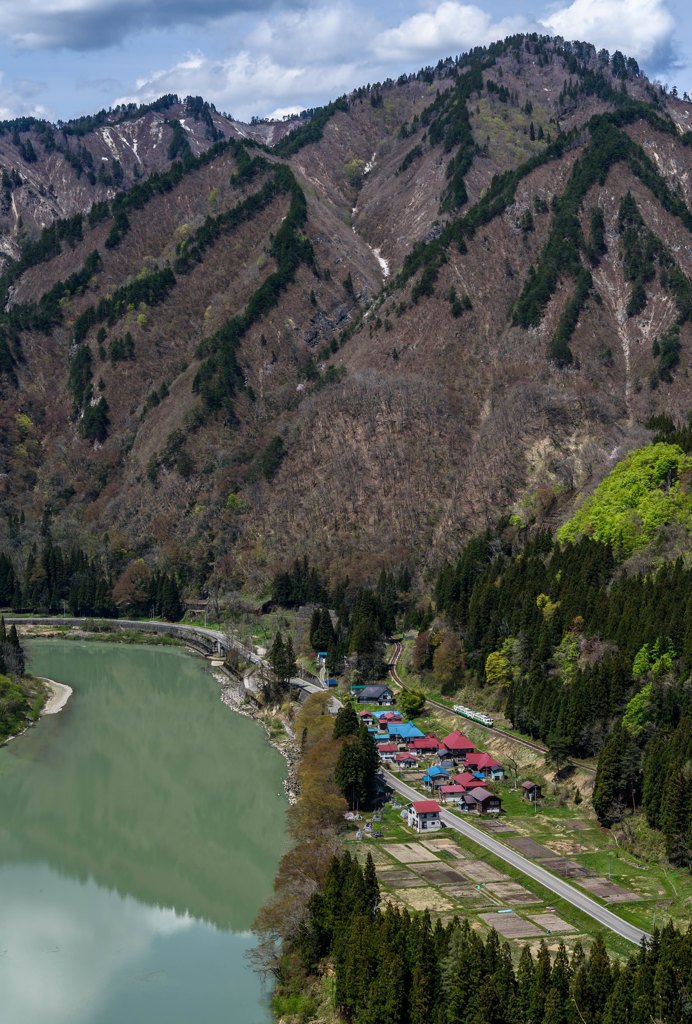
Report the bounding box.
[0,864,266,1024]
[0,641,285,1023]
[0,641,287,931]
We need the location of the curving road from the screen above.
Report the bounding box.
[382,767,649,946]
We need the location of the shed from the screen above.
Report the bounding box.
[522,781,542,801]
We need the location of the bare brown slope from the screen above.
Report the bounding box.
[0,36,690,590]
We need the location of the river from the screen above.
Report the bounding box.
[0,639,288,1024]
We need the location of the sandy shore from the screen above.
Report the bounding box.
[39,677,73,715]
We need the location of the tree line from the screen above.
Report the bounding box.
[274,849,692,1023]
[0,543,183,620]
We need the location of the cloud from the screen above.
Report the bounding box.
[0,0,289,51]
[0,71,50,119]
[373,1,533,63]
[541,0,676,66]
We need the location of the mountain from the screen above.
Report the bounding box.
[0,35,690,595]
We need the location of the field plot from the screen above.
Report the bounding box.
[530,913,577,933]
[506,837,555,858]
[383,843,439,863]
[486,881,542,905]
[399,888,456,912]
[421,837,458,850]
[411,863,468,885]
[377,869,424,888]
[579,877,639,902]
[462,860,509,883]
[540,857,594,879]
[480,912,544,938]
[475,819,515,834]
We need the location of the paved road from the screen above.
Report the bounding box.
[9,616,325,700]
[382,767,649,946]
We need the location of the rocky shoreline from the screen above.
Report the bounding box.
[212,668,299,805]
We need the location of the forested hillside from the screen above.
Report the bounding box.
[432,436,691,865]
[0,34,691,600]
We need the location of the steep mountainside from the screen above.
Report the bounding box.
[0,35,690,594]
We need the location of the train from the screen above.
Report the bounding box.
[452,705,494,727]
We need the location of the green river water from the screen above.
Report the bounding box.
[0,639,288,1024]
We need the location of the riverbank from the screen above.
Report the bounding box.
[211,667,299,805]
[39,677,73,715]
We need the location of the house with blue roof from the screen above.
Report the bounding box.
[423,765,450,789]
[387,722,425,741]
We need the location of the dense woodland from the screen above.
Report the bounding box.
[273,851,692,1024]
[0,541,183,620]
[433,438,691,865]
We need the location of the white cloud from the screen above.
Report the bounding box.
[0,71,50,119]
[541,0,676,64]
[373,1,532,62]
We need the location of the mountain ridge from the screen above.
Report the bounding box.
[0,33,690,595]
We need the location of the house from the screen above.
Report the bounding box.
[464,752,504,780]
[356,684,394,705]
[358,710,375,726]
[452,771,481,790]
[408,734,441,754]
[423,765,449,789]
[373,710,404,727]
[394,751,418,768]
[407,800,443,832]
[439,784,468,803]
[440,730,477,759]
[378,743,399,761]
[387,722,425,741]
[522,781,542,801]
[461,787,502,814]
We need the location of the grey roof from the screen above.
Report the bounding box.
[358,685,392,699]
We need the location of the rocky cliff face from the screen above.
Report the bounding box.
[0,36,690,591]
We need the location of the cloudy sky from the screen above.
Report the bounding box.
[0,0,689,124]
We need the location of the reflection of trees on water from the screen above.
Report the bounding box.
[0,640,287,931]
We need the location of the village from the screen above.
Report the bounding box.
[342,679,688,958]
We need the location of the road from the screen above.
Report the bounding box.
[382,767,649,946]
[389,641,596,774]
[8,616,326,700]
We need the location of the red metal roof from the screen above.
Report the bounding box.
[465,752,500,769]
[452,772,479,787]
[395,751,417,761]
[408,734,440,749]
[378,743,398,752]
[441,730,476,750]
[411,800,441,813]
[439,785,466,793]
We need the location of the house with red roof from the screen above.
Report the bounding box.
[438,784,468,803]
[394,751,418,768]
[407,800,442,832]
[377,743,399,762]
[358,710,375,726]
[452,771,481,790]
[440,730,476,759]
[464,752,505,780]
[408,734,440,754]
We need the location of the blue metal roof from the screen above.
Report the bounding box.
[387,722,425,739]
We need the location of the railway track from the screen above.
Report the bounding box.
[388,640,596,775]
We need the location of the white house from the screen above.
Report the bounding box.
[407,800,443,833]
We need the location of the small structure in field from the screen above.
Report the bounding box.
[522,781,542,801]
